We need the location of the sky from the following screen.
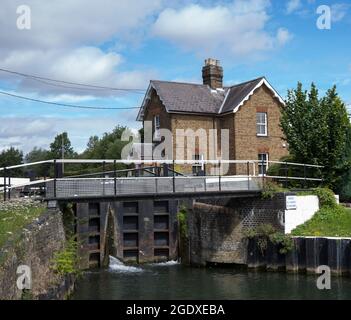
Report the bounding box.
[0,0,350,154]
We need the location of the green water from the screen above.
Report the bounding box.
[72,260,351,300]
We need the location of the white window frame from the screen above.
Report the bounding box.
[192,154,204,175]
[256,112,268,137]
[153,115,161,141]
[258,153,269,176]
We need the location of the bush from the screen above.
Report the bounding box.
[261,181,286,199]
[244,224,293,255]
[313,187,337,208]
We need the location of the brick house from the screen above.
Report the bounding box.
[136,59,288,175]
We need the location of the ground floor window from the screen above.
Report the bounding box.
[192,154,204,175]
[258,153,269,175]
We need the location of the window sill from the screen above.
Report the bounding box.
[257,134,268,137]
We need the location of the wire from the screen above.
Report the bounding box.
[0,90,140,110]
[0,67,146,93]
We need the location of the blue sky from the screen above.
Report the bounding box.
[0,0,350,153]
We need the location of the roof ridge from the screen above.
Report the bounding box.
[225,76,265,89]
[151,79,205,86]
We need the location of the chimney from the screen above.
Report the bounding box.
[202,58,223,89]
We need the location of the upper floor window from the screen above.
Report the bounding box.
[153,115,161,141]
[256,112,267,136]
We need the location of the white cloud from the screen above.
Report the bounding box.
[0,0,161,97]
[331,3,350,22]
[286,0,301,14]
[276,28,293,45]
[152,0,291,58]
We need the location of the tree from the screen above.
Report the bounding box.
[281,83,350,189]
[0,147,23,177]
[25,147,51,178]
[49,132,76,159]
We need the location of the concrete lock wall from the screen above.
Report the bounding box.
[284,195,319,234]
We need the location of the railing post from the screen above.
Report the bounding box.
[304,164,307,188]
[3,167,7,202]
[261,158,265,188]
[53,160,57,198]
[8,175,11,200]
[114,160,117,196]
[247,161,250,190]
[102,161,106,196]
[285,161,288,188]
[219,160,221,192]
[172,160,175,193]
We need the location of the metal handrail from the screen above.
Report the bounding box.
[0,158,324,171]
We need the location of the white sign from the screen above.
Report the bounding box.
[286,195,297,210]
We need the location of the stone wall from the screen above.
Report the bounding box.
[0,209,72,300]
[187,195,285,266]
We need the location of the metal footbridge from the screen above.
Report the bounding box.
[0,159,323,202]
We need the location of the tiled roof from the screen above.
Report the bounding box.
[137,76,282,120]
[151,80,226,114]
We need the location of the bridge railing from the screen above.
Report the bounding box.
[0,159,324,200]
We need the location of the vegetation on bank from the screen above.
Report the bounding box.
[245,224,294,255]
[177,207,188,240]
[51,237,80,276]
[292,188,351,237]
[0,200,45,248]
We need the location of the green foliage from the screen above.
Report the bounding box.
[292,206,351,237]
[0,147,24,177]
[82,125,129,160]
[261,181,287,199]
[269,232,294,254]
[313,187,337,208]
[292,187,351,237]
[244,224,293,255]
[177,207,188,239]
[280,82,350,189]
[0,200,45,248]
[51,238,80,276]
[49,132,76,159]
[25,147,51,178]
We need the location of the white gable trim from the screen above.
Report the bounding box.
[232,78,285,114]
[136,82,153,121]
[218,88,231,114]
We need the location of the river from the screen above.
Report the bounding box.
[71,257,351,300]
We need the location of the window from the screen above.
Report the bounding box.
[192,154,204,175]
[258,153,269,175]
[153,115,161,141]
[256,112,267,136]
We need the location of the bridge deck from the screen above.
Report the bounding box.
[45,175,261,200]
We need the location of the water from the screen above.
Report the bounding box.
[72,257,351,300]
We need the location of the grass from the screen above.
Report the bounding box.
[0,199,45,248]
[291,206,351,237]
